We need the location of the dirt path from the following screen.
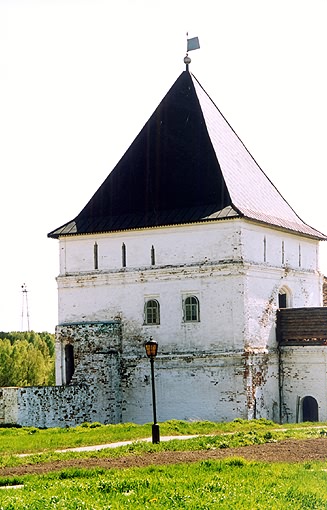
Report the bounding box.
[2,438,327,477]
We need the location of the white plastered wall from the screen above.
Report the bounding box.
[53,218,323,424]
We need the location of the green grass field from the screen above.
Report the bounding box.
[0,419,327,509]
[0,418,323,455]
[0,459,327,509]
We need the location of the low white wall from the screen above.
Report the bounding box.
[281,346,327,423]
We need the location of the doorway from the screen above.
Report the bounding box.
[278,292,287,308]
[65,344,75,384]
[302,396,318,422]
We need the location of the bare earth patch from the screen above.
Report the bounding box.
[2,438,327,476]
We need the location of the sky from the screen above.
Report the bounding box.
[0,0,327,333]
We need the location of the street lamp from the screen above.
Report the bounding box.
[145,337,160,444]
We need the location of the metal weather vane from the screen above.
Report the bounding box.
[184,33,200,71]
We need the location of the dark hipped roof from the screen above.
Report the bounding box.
[48,71,326,240]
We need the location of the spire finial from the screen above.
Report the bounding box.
[184,33,200,72]
[184,54,191,72]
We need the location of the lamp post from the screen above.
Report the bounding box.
[145,337,160,444]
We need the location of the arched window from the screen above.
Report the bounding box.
[145,300,160,325]
[184,296,200,322]
[278,292,287,308]
[278,287,292,308]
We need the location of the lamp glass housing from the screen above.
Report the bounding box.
[145,338,158,358]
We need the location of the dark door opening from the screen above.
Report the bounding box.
[65,344,75,384]
[278,292,287,308]
[302,396,318,422]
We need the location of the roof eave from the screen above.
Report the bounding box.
[241,215,327,241]
[48,214,243,239]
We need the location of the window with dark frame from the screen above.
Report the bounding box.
[145,299,160,325]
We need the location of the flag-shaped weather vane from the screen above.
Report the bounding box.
[184,33,200,71]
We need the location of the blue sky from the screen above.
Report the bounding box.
[1,0,326,332]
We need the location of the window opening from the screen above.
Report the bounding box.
[278,292,287,308]
[94,242,98,270]
[145,299,160,325]
[65,344,74,385]
[263,236,267,263]
[122,243,126,267]
[184,296,200,322]
[151,245,155,265]
[281,241,285,265]
[298,244,302,268]
[278,286,291,308]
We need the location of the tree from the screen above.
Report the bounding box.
[0,332,55,387]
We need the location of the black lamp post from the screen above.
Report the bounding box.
[145,337,160,444]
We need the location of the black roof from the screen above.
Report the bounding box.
[48,71,326,240]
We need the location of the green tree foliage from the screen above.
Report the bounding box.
[0,331,55,387]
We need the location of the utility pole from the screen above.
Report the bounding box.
[21,283,30,331]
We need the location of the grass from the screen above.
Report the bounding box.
[0,420,216,454]
[0,419,327,508]
[0,419,326,470]
[0,418,324,455]
[1,459,327,509]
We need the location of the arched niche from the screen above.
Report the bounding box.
[302,396,319,422]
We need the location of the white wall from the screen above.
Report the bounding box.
[281,346,327,423]
[47,218,325,426]
[241,222,319,272]
[58,219,320,275]
[59,221,243,274]
[56,219,321,353]
[57,264,247,352]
